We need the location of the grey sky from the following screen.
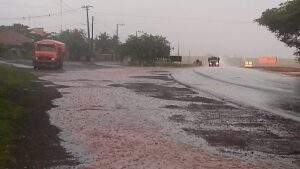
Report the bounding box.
[0,0,295,57]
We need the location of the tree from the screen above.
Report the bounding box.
[0,23,49,42]
[0,24,34,58]
[120,33,170,65]
[95,33,112,54]
[58,29,88,61]
[94,33,120,54]
[0,24,32,37]
[256,0,300,62]
[0,43,8,57]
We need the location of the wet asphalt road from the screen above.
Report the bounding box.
[1,60,299,169]
[173,67,300,122]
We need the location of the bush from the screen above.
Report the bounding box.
[120,34,170,65]
[0,43,7,57]
[58,29,88,61]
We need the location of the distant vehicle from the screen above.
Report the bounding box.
[208,56,220,67]
[244,61,253,68]
[195,59,202,66]
[33,39,66,69]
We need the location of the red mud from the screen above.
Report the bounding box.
[82,128,271,169]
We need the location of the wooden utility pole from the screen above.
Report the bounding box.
[177,43,180,56]
[82,5,93,61]
[91,16,94,57]
[82,5,93,39]
[60,0,63,32]
[116,23,125,40]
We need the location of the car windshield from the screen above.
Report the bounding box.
[209,57,219,61]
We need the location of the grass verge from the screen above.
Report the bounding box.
[0,64,34,166]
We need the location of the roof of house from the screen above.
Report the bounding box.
[0,30,33,46]
[32,27,47,36]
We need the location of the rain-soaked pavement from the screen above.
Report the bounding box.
[34,64,300,169]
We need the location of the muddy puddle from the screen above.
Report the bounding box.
[109,73,300,168]
[131,75,174,81]
[109,83,222,104]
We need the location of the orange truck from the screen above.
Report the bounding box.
[33,39,66,69]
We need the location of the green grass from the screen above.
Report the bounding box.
[0,65,33,93]
[0,64,33,166]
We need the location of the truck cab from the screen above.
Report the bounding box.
[208,56,220,67]
[33,40,66,69]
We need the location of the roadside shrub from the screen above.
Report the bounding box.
[20,42,33,59]
[0,43,7,57]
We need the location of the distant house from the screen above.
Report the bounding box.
[0,30,33,46]
[32,27,47,37]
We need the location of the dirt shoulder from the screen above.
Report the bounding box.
[254,66,300,76]
[0,64,76,169]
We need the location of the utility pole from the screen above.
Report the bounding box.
[82,5,93,39]
[91,16,94,56]
[188,50,191,64]
[28,15,31,27]
[82,5,93,61]
[60,0,63,32]
[91,16,94,40]
[116,23,125,40]
[177,43,180,56]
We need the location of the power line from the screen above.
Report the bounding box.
[0,8,82,21]
[93,11,252,24]
[93,22,114,33]
[61,0,76,11]
[43,22,86,29]
[1,2,60,10]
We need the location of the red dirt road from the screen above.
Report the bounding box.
[82,127,271,169]
[42,67,292,169]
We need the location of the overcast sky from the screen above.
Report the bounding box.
[0,0,295,57]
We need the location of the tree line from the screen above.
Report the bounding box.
[2,0,299,65]
[0,24,171,65]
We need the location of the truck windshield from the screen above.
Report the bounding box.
[37,44,56,51]
[209,57,219,61]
